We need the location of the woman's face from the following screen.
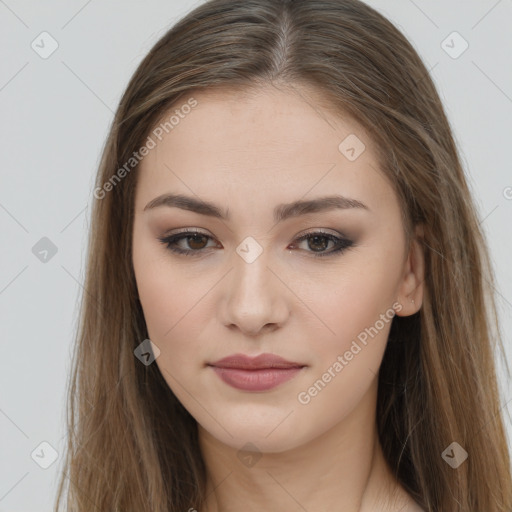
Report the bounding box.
[132,84,422,453]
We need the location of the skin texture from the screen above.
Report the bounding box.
[132,84,425,512]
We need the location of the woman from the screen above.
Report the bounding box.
[55,0,512,511]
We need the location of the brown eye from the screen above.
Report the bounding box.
[306,234,330,252]
[186,234,209,250]
[291,232,354,258]
[158,230,218,257]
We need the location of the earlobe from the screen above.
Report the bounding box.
[395,224,425,317]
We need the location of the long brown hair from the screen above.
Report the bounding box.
[54,0,512,510]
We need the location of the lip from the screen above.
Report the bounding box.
[210,353,305,370]
[208,353,306,391]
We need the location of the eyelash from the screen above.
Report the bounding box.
[157,229,354,258]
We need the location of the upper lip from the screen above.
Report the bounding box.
[209,353,305,370]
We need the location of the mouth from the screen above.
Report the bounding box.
[208,353,306,391]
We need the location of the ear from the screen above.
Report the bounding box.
[395,223,425,317]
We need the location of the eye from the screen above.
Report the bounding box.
[158,229,218,257]
[289,230,354,258]
[158,229,354,258]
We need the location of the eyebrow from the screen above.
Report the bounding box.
[143,193,369,223]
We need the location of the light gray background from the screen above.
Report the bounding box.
[1,1,511,510]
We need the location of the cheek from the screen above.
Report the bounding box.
[294,274,397,424]
[132,247,219,382]
[135,266,209,400]
[132,240,179,337]
[295,256,401,353]
[135,264,203,343]
[299,282,395,398]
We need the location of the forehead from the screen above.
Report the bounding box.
[150,84,368,158]
[135,84,397,220]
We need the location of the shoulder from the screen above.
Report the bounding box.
[392,492,426,512]
[407,502,426,512]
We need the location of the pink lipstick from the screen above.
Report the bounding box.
[208,353,305,391]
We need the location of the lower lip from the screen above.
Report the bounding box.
[210,366,303,391]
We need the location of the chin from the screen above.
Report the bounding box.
[198,411,312,454]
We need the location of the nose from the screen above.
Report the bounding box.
[218,247,290,337]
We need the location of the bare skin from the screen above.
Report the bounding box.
[132,83,425,512]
